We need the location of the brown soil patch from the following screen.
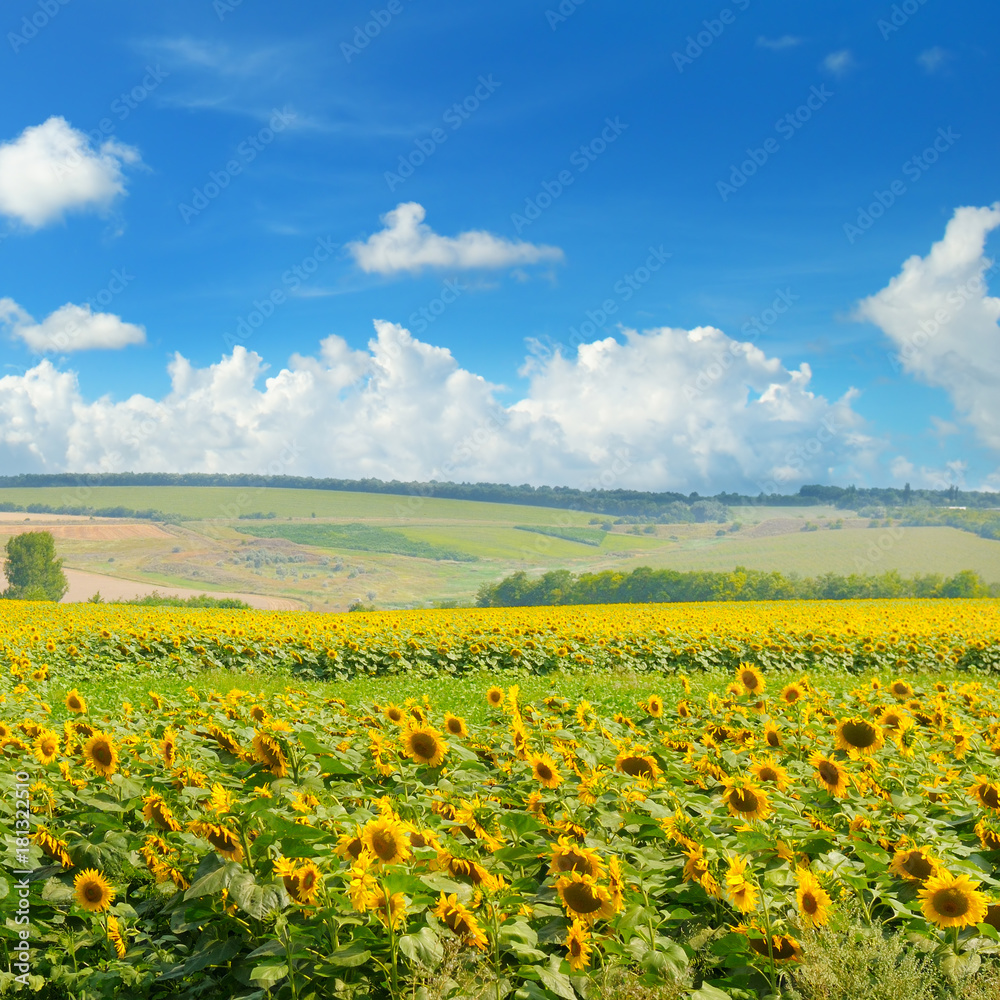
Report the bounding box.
[0,523,170,540]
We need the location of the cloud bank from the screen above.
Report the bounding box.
[0,319,872,492]
[348,202,564,275]
[0,117,141,229]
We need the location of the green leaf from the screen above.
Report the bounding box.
[538,956,576,1000]
[228,871,287,920]
[184,860,240,900]
[398,927,443,969]
[41,878,74,904]
[249,962,287,986]
[690,984,733,1000]
[327,941,373,967]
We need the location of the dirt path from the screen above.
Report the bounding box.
[0,565,305,611]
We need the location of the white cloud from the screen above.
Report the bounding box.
[0,319,875,493]
[822,49,855,77]
[0,117,141,229]
[855,203,1000,450]
[757,35,802,51]
[348,202,564,275]
[0,298,145,352]
[917,47,948,73]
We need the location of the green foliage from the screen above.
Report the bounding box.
[234,521,477,561]
[513,524,605,546]
[2,530,68,601]
[476,565,1000,607]
[115,592,251,609]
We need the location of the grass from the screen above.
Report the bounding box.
[233,521,477,560]
[514,524,606,546]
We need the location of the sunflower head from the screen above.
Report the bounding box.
[889,679,914,701]
[82,732,119,778]
[835,717,885,756]
[890,846,940,883]
[644,694,664,718]
[796,869,832,927]
[780,683,805,706]
[403,725,447,767]
[565,919,593,971]
[64,689,87,714]
[808,752,850,797]
[529,753,563,789]
[35,729,60,765]
[73,868,115,912]
[919,872,988,929]
[361,816,412,867]
[721,777,771,821]
[614,750,662,781]
[736,664,765,696]
[433,893,488,949]
[550,837,605,880]
[442,712,468,738]
[486,686,505,708]
[556,871,616,923]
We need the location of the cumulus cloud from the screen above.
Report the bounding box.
[0,319,875,492]
[0,117,141,229]
[855,203,1000,450]
[348,202,564,275]
[757,35,802,51]
[0,298,146,353]
[822,49,855,77]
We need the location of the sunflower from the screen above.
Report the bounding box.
[736,664,765,696]
[82,732,119,778]
[486,686,505,708]
[251,731,288,777]
[614,750,662,781]
[33,827,73,868]
[565,919,593,971]
[550,837,605,880]
[748,756,791,791]
[808,752,850,797]
[889,678,914,701]
[967,776,1000,812]
[644,694,664,718]
[985,903,1000,932]
[160,729,177,768]
[835,717,885,756]
[361,816,412,867]
[721,776,771,821]
[434,893,488,949]
[725,855,758,912]
[442,712,469,738]
[403,725,448,767]
[191,821,243,861]
[73,868,115,912]
[555,871,616,923]
[763,722,783,749]
[373,889,408,930]
[438,852,498,891]
[919,872,989,929]
[683,848,721,897]
[875,706,914,735]
[64,689,87,714]
[745,931,802,962]
[383,702,406,725]
[975,819,1000,852]
[294,861,322,904]
[529,753,563,789]
[890,846,940,882]
[34,729,60,765]
[796,869,832,927]
[779,683,806,707]
[106,914,127,959]
[142,790,182,831]
[206,725,243,757]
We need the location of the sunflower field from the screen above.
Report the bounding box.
[2,600,1000,999]
[0,598,999,686]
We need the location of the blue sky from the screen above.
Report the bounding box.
[0,0,998,493]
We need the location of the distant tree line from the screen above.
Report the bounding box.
[0,500,183,523]
[475,566,999,607]
[1,473,997,518]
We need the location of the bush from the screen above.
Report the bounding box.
[2,530,68,601]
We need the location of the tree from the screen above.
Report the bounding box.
[3,531,69,601]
